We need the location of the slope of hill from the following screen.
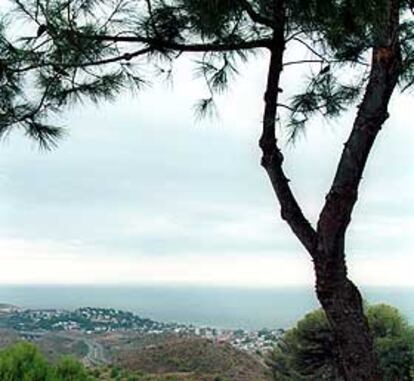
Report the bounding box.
[36,333,89,362]
[115,337,271,381]
[0,329,20,347]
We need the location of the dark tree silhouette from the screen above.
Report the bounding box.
[0,1,413,379]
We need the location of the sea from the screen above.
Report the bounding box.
[0,285,412,330]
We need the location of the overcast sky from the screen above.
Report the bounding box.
[0,39,413,287]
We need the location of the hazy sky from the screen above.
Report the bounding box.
[0,38,413,286]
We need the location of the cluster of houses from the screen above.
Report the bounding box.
[0,306,281,353]
[3,307,171,334]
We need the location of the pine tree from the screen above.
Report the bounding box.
[1,1,413,380]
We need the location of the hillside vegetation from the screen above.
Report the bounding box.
[0,338,270,381]
[115,337,271,381]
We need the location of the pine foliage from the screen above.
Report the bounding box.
[0,0,412,147]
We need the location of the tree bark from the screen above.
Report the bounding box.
[314,1,401,379]
[260,1,401,380]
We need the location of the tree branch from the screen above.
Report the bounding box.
[14,0,41,24]
[80,33,272,52]
[259,5,317,254]
[14,47,153,73]
[292,37,329,61]
[283,59,325,66]
[276,103,295,112]
[237,0,274,27]
[317,0,402,254]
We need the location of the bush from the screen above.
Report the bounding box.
[55,356,90,381]
[267,304,414,381]
[0,342,52,381]
[0,342,97,381]
[110,366,121,378]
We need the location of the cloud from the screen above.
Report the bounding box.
[0,254,314,286]
[1,236,412,287]
[0,52,412,286]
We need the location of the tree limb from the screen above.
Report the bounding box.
[283,59,326,66]
[317,0,402,255]
[292,37,329,61]
[14,47,153,73]
[80,33,272,52]
[259,5,317,254]
[14,0,41,24]
[237,0,274,28]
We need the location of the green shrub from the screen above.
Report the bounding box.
[267,304,414,381]
[0,342,52,381]
[0,342,98,381]
[110,367,121,378]
[55,356,90,381]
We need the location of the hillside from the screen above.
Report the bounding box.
[0,330,273,381]
[0,329,20,347]
[114,336,271,381]
[0,330,88,363]
[0,305,275,380]
[36,333,89,362]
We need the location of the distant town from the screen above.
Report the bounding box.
[0,304,282,353]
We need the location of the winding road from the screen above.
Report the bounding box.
[83,338,110,366]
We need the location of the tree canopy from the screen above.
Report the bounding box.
[0,0,413,148]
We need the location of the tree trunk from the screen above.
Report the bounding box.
[259,1,401,380]
[312,1,401,378]
[314,254,380,380]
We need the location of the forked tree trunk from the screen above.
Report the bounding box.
[259,1,401,380]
